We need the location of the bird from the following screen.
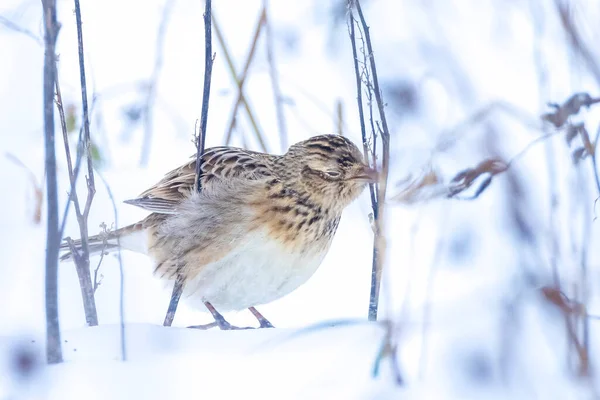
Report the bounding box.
[60,134,378,329]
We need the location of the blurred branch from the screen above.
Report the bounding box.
[435,101,542,153]
[4,153,43,224]
[542,93,600,128]
[164,0,213,327]
[212,14,265,149]
[336,99,344,135]
[393,134,558,204]
[263,1,288,152]
[219,9,268,151]
[0,14,42,44]
[396,93,600,205]
[139,0,176,167]
[41,0,63,364]
[554,0,600,87]
[541,286,590,377]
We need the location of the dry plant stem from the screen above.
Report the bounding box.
[42,0,63,364]
[139,0,176,167]
[71,0,98,326]
[222,9,268,151]
[212,14,266,150]
[164,0,213,326]
[263,1,288,151]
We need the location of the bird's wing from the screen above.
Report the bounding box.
[124,147,276,214]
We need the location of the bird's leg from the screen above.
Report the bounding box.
[248,307,275,328]
[202,301,234,330]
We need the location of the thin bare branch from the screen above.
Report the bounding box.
[67,0,98,326]
[194,0,213,191]
[41,0,63,364]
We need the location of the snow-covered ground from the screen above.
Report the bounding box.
[1,0,600,398]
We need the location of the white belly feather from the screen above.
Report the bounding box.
[181,228,327,311]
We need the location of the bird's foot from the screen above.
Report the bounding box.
[201,301,254,330]
[248,306,275,329]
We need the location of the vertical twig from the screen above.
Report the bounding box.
[41,0,63,364]
[348,9,379,321]
[96,172,127,361]
[356,0,391,321]
[71,0,99,326]
[164,0,213,326]
[348,0,392,322]
[195,0,213,190]
[263,0,288,152]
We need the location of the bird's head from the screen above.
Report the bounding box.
[279,134,378,210]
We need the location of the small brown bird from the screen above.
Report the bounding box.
[61,134,377,329]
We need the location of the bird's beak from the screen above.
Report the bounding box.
[352,164,379,183]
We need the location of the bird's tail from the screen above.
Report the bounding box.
[59,222,144,261]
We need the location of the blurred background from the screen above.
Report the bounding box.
[1,0,600,397]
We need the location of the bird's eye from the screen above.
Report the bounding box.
[324,170,341,178]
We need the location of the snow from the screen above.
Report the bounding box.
[1,0,600,398]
